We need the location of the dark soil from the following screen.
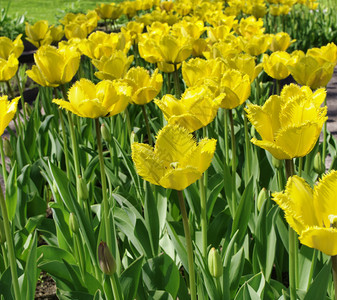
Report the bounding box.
[34,271,57,299]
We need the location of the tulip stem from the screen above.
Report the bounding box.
[110,274,123,300]
[331,255,337,300]
[15,73,27,123]
[95,118,112,251]
[6,81,22,136]
[57,107,71,179]
[285,159,298,300]
[229,109,237,213]
[177,190,196,300]
[0,184,21,300]
[224,109,229,165]
[307,249,317,290]
[173,64,181,99]
[0,138,8,183]
[199,173,207,258]
[141,105,153,146]
[243,110,251,175]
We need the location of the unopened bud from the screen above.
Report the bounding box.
[25,103,32,115]
[52,182,58,194]
[130,131,138,144]
[272,156,282,169]
[257,188,268,211]
[313,152,325,175]
[208,247,223,278]
[101,124,111,143]
[78,176,88,201]
[0,219,5,244]
[69,213,79,234]
[98,241,116,276]
[3,137,13,158]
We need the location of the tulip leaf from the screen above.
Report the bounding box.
[5,161,17,221]
[142,253,180,299]
[36,245,75,265]
[231,178,254,245]
[229,247,245,297]
[303,261,331,300]
[0,267,14,300]
[22,231,37,300]
[120,255,144,300]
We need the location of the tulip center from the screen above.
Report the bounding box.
[170,162,179,169]
[328,214,337,228]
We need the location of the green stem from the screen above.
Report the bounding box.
[199,173,207,258]
[332,255,337,300]
[285,159,298,300]
[74,233,86,282]
[177,190,196,300]
[243,110,251,175]
[6,81,22,136]
[276,79,280,96]
[0,185,21,300]
[229,109,237,214]
[298,157,303,177]
[95,118,112,251]
[173,64,181,99]
[224,109,229,165]
[124,108,132,145]
[15,73,27,123]
[110,274,123,300]
[57,107,71,179]
[1,244,8,268]
[141,105,153,146]
[307,249,318,290]
[0,138,8,183]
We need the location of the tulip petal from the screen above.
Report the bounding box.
[251,137,291,160]
[314,171,337,228]
[160,166,201,190]
[131,143,166,186]
[300,227,337,256]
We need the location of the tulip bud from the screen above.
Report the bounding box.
[313,152,325,175]
[98,241,116,276]
[208,247,223,278]
[272,156,282,169]
[69,213,79,234]
[78,176,89,201]
[52,182,58,194]
[25,103,32,115]
[101,124,111,143]
[0,219,6,244]
[257,188,268,211]
[3,137,13,158]
[130,131,138,144]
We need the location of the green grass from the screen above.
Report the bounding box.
[1,0,121,24]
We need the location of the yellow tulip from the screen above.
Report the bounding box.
[121,21,144,44]
[92,51,134,81]
[62,11,98,40]
[287,51,335,89]
[263,51,291,80]
[95,3,123,20]
[269,32,295,52]
[235,16,265,39]
[246,84,327,160]
[123,67,163,105]
[0,95,19,136]
[0,35,24,60]
[26,45,80,87]
[172,20,205,41]
[132,124,216,190]
[219,69,251,109]
[238,34,271,56]
[307,43,337,65]
[203,37,242,60]
[0,54,19,82]
[49,25,64,43]
[80,31,130,59]
[206,25,233,44]
[123,1,142,19]
[155,86,222,132]
[272,172,337,256]
[25,20,50,47]
[53,78,131,118]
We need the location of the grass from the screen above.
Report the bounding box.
[1,0,122,24]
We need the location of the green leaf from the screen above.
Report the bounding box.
[229,247,245,297]
[5,161,17,221]
[303,260,331,300]
[231,178,254,246]
[0,267,14,300]
[142,253,180,299]
[36,245,76,265]
[120,256,144,300]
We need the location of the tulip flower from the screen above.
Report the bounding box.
[25,20,50,47]
[0,95,19,136]
[203,37,242,60]
[53,78,131,118]
[235,16,265,39]
[218,69,251,109]
[121,21,144,44]
[132,124,216,191]
[269,32,295,52]
[287,50,335,89]
[238,34,271,56]
[272,172,337,256]
[123,67,163,105]
[0,54,19,82]
[246,84,327,160]
[0,35,24,60]
[95,3,123,20]
[263,51,291,80]
[26,45,80,87]
[92,51,134,81]
[307,42,337,65]
[155,86,222,132]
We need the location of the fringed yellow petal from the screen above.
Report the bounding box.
[300,227,337,256]
[159,167,201,190]
[131,143,166,186]
[314,170,337,228]
[250,137,292,160]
